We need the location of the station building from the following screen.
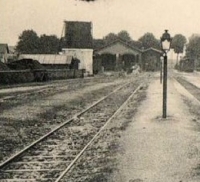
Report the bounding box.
[94,39,162,73]
[94,39,142,72]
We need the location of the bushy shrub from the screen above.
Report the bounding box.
[7,59,45,70]
[0,61,10,70]
[0,69,84,85]
[33,70,49,82]
[0,70,34,84]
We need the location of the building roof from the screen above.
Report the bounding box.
[142,47,162,54]
[96,39,142,56]
[0,44,9,53]
[63,21,93,49]
[19,54,73,64]
[97,39,142,53]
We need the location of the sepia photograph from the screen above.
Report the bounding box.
[1,0,200,181]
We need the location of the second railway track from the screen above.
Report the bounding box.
[175,76,200,101]
[0,75,147,182]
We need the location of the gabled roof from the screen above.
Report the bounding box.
[142,47,162,54]
[0,44,9,53]
[97,38,142,53]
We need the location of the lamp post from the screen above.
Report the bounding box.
[160,56,163,84]
[160,30,172,118]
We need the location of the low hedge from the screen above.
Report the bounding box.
[0,61,10,71]
[0,70,34,84]
[0,69,84,84]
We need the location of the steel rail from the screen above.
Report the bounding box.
[0,80,131,169]
[173,77,200,105]
[55,83,143,182]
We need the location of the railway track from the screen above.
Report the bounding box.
[0,78,90,101]
[0,75,123,100]
[0,76,127,112]
[173,75,200,102]
[0,76,146,182]
[175,76,200,96]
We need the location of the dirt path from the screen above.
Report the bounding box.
[0,80,124,120]
[112,73,200,182]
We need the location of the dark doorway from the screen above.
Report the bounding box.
[122,54,136,70]
[101,54,116,71]
[70,57,80,69]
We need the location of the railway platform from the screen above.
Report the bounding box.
[112,74,200,182]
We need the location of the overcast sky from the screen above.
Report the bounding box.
[1,0,200,46]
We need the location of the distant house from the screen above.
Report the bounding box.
[8,46,18,62]
[95,39,142,72]
[141,47,162,71]
[8,46,16,54]
[0,44,9,63]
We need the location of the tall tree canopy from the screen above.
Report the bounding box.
[138,33,160,49]
[186,34,200,59]
[102,33,118,45]
[102,30,133,46]
[117,30,132,42]
[16,30,61,54]
[39,34,60,54]
[171,34,187,61]
[93,39,105,50]
[129,40,143,49]
[16,30,40,54]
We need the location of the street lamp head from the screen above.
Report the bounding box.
[160,30,172,53]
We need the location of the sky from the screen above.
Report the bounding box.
[1,0,200,46]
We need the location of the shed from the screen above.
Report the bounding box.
[95,39,142,71]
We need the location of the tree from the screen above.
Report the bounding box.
[138,33,160,49]
[186,34,200,58]
[129,40,143,49]
[186,34,200,67]
[117,30,132,42]
[171,34,187,63]
[39,34,60,54]
[93,39,105,50]
[102,30,133,45]
[16,30,40,54]
[103,33,118,45]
